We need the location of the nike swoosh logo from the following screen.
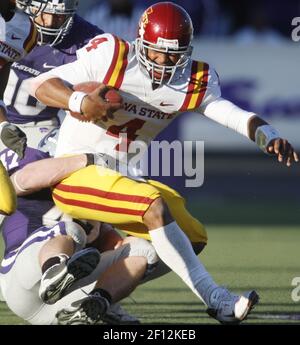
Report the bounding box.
[160,102,174,106]
[11,34,21,40]
[43,63,57,69]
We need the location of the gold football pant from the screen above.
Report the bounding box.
[53,166,207,243]
[0,161,17,215]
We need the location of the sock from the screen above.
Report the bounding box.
[149,222,218,306]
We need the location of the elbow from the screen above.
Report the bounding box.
[27,74,57,100]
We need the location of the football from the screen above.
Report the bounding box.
[73,82,122,103]
[70,82,122,121]
[73,81,101,93]
[104,88,123,104]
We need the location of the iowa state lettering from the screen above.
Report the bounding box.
[124,102,174,120]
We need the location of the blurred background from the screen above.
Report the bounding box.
[77,0,300,226]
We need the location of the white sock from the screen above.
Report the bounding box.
[149,222,218,305]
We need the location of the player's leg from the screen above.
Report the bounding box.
[143,197,259,323]
[54,236,158,325]
[0,222,76,323]
[38,221,100,304]
[52,165,161,225]
[52,166,258,323]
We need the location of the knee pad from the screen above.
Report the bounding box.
[64,221,87,251]
[128,238,159,266]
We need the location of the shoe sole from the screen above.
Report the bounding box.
[56,296,107,325]
[42,249,100,305]
[235,290,259,321]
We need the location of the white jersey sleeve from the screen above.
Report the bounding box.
[198,66,256,138]
[0,10,37,63]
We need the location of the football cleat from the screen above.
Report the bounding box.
[39,247,101,305]
[206,288,259,324]
[101,303,140,325]
[55,292,110,325]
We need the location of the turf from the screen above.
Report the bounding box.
[0,226,299,325]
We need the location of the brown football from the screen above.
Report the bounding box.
[73,82,122,103]
[104,88,123,104]
[70,82,122,121]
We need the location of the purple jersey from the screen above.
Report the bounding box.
[4,15,103,124]
[0,147,53,255]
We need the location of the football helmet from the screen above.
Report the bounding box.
[16,0,47,16]
[135,2,193,86]
[17,0,78,46]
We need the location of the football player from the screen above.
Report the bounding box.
[0,0,38,159]
[29,2,299,324]
[0,216,158,324]
[2,0,119,152]
[0,132,143,323]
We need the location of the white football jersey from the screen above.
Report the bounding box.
[0,9,37,64]
[51,33,222,162]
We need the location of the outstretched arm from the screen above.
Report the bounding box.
[202,97,298,167]
[247,116,298,166]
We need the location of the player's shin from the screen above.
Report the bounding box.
[149,221,218,306]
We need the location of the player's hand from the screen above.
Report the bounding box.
[80,84,123,122]
[0,122,27,159]
[267,138,299,167]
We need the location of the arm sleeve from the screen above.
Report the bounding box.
[201,97,256,138]
[198,67,256,138]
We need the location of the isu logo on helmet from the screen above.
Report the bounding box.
[139,7,153,36]
[135,2,194,86]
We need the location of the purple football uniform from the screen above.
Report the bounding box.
[0,147,53,255]
[4,15,103,124]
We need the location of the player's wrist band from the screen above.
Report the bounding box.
[68,91,87,114]
[255,125,280,153]
[0,100,7,115]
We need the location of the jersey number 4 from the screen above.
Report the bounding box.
[106,118,146,152]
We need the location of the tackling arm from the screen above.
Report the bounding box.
[10,154,89,196]
[10,152,110,196]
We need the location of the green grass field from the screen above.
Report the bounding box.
[0,225,299,325]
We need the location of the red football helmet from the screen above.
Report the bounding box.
[135,2,193,86]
